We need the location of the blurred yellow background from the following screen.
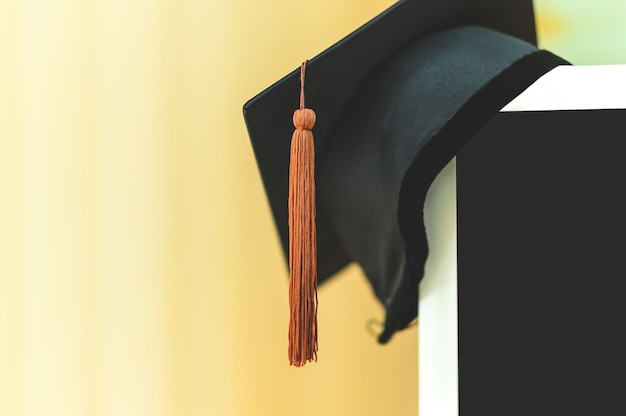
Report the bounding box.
[0,1,624,415]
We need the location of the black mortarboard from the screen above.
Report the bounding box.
[243,0,569,361]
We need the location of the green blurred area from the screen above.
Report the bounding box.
[535,0,626,64]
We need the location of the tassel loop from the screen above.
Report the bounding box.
[288,61,318,367]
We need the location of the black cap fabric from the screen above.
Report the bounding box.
[243,0,569,344]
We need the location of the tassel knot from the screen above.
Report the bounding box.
[293,108,316,131]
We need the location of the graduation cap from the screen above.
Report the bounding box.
[243,0,569,366]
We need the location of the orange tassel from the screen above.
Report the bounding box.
[288,61,318,367]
